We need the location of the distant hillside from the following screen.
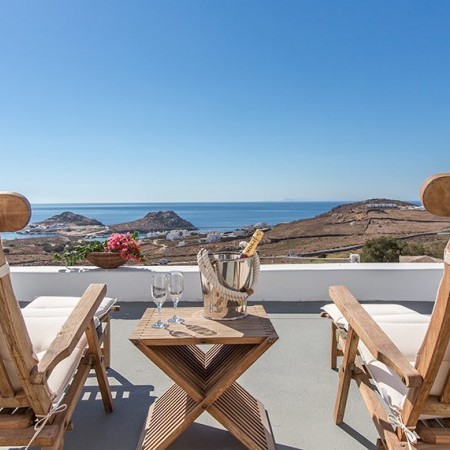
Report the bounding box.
[328,199,418,214]
[261,198,450,256]
[110,210,197,233]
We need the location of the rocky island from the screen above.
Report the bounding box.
[19,210,196,238]
[109,211,196,233]
[19,212,107,238]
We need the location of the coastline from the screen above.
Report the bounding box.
[2,200,350,241]
[2,199,447,267]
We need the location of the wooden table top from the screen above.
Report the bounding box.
[129,305,278,346]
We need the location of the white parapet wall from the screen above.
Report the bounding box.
[10,263,444,303]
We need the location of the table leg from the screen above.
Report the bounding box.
[209,382,276,450]
[138,384,204,450]
[136,341,276,450]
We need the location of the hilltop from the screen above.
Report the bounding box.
[109,211,196,233]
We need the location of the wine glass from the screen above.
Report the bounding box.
[168,271,184,323]
[151,273,169,328]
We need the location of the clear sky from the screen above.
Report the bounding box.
[1,1,449,203]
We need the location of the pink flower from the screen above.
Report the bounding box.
[105,231,145,263]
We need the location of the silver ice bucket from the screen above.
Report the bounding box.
[200,252,255,320]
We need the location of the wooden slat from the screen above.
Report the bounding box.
[136,343,204,402]
[204,338,274,406]
[421,395,450,416]
[439,369,450,403]
[129,306,279,346]
[0,394,30,408]
[334,326,359,424]
[0,356,14,397]
[205,344,255,392]
[354,369,407,450]
[85,319,114,413]
[0,408,33,429]
[210,383,275,450]
[140,384,200,450]
[0,423,58,446]
[330,321,338,370]
[416,421,450,444]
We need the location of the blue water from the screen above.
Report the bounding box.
[2,201,348,240]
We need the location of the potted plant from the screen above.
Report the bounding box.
[55,231,145,268]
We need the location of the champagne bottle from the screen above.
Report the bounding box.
[240,229,264,258]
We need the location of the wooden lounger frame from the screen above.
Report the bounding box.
[327,174,450,449]
[0,192,114,449]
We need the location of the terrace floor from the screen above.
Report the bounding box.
[7,301,434,450]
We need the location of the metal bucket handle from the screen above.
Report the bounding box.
[197,249,260,305]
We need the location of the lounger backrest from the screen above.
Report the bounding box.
[0,193,52,415]
[403,174,450,425]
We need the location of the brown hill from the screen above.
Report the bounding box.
[262,199,450,256]
[110,210,196,233]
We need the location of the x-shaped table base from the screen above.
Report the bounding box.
[130,306,278,450]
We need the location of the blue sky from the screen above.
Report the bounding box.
[1,1,449,203]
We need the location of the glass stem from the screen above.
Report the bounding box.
[157,303,162,322]
[173,300,178,317]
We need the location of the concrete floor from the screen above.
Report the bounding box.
[10,301,434,450]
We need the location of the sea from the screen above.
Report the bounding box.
[2,201,350,240]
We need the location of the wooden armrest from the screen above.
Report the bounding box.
[329,285,422,388]
[32,284,107,383]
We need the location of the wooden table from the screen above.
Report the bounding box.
[129,305,279,450]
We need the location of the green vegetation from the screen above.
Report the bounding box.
[40,242,67,253]
[361,237,404,262]
[360,236,447,262]
[54,240,105,266]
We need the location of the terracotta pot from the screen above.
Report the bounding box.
[86,252,127,269]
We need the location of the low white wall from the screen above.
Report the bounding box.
[10,263,444,303]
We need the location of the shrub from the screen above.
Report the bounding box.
[360,236,405,262]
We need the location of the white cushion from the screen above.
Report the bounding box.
[357,322,429,411]
[321,303,427,328]
[24,316,87,403]
[19,296,117,401]
[24,296,117,319]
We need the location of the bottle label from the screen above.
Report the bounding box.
[241,229,264,257]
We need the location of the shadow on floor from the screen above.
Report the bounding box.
[338,423,377,450]
[65,369,155,450]
[168,422,303,450]
[64,369,301,450]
